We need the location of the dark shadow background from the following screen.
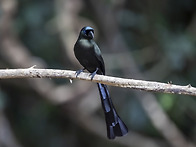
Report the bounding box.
[0,0,196,147]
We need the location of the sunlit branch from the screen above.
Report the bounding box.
[0,67,195,96]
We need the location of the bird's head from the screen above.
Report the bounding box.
[79,26,94,40]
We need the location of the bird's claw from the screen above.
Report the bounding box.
[75,68,85,77]
[90,68,99,80]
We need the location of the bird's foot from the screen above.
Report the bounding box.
[90,68,99,80]
[75,68,85,77]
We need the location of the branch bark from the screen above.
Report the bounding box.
[0,68,195,96]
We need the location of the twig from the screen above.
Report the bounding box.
[0,68,195,96]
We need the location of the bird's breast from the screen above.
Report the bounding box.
[79,39,93,48]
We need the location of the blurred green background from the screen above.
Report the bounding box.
[0,0,196,147]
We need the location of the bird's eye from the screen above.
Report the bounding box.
[83,29,87,35]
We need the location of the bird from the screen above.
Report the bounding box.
[74,26,128,139]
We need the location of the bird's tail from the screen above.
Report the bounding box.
[97,83,128,139]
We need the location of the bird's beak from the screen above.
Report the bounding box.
[88,31,94,39]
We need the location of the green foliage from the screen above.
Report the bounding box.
[158,94,176,111]
[1,0,196,146]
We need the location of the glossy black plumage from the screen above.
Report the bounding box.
[74,26,128,139]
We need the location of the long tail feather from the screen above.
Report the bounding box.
[97,83,128,139]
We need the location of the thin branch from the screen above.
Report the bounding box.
[0,68,195,96]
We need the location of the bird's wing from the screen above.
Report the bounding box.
[93,44,105,75]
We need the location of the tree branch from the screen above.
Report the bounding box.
[0,68,195,96]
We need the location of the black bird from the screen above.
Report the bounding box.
[74,26,128,139]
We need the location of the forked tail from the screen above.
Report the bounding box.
[97,83,128,139]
